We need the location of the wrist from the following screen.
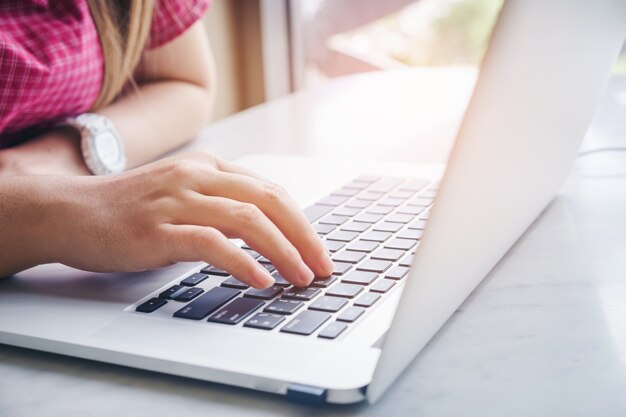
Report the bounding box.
[0,129,90,176]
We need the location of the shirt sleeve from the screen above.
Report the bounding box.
[146,0,211,49]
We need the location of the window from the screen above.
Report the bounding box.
[289,0,503,91]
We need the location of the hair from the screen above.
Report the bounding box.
[86,0,155,110]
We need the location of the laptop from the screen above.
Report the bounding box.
[1,0,624,405]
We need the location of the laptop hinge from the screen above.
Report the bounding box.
[286,384,327,405]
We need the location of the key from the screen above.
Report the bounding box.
[397,229,423,240]
[323,239,345,252]
[310,275,338,288]
[326,230,358,242]
[346,240,379,253]
[370,279,396,293]
[331,187,360,197]
[345,199,371,209]
[173,287,240,320]
[369,178,402,193]
[201,265,229,276]
[341,270,377,285]
[340,222,370,233]
[333,206,361,217]
[371,248,404,261]
[309,296,348,313]
[136,297,167,313]
[361,231,392,242]
[344,180,370,189]
[373,222,403,233]
[386,266,410,280]
[384,213,414,224]
[407,197,433,207]
[378,198,404,207]
[208,298,264,325]
[396,205,425,215]
[303,204,333,222]
[326,283,363,299]
[173,287,204,302]
[320,214,350,226]
[180,273,208,287]
[264,299,303,315]
[318,322,348,339]
[385,237,417,250]
[317,195,349,207]
[357,259,392,273]
[420,190,437,199]
[159,284,185,299]
[244,285,283,300]
[332,250,366,264]
[259,263,275,273]
[358,191,385,201]
[337,306,365,322]
[282,287,321,301]
[353,213,383,223]
[314,223,336,234]
[388,190,415,199]
[366,205,393,215]
[332,261,353,275]
[399,179,429,192]
[354,293,381,308]
[399,254,414,267]
[408,219,428,230]
[221,277,250,290]
[244,312,286,330]
[270,271,292,287]
[280,311,331,336]
[420,210,431,220]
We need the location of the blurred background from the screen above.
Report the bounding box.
[205,0,626,121]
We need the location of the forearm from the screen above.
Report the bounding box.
[0,176,76,276]
[97,80,214,169]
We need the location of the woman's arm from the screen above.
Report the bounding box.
[0,22,215,175]
[100,22,216,168]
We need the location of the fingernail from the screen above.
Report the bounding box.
[254,264,275,288]
[297,262,315,286]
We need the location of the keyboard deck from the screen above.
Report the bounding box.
[131,176,437,340]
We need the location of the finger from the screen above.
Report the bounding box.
[170,195,316,287]
[162,223,275,289]
[192,171,334,278]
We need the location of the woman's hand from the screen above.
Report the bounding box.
[49,152,334,288]
[0,128,89,176]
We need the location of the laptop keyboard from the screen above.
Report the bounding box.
[133,176,438,340]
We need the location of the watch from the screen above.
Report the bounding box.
[62,113,127,175]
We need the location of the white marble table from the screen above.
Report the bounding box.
[2,69,626,417]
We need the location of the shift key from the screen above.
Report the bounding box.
[174,287,239,320]
[280,310,331,335]
[208,298,264,324]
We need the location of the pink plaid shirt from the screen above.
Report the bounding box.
[0,0,210,148]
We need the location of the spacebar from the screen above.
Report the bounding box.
[303,204,333,223]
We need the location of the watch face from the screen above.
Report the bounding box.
[94,131,121,166]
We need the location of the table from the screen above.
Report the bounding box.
[2,68,626,417]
